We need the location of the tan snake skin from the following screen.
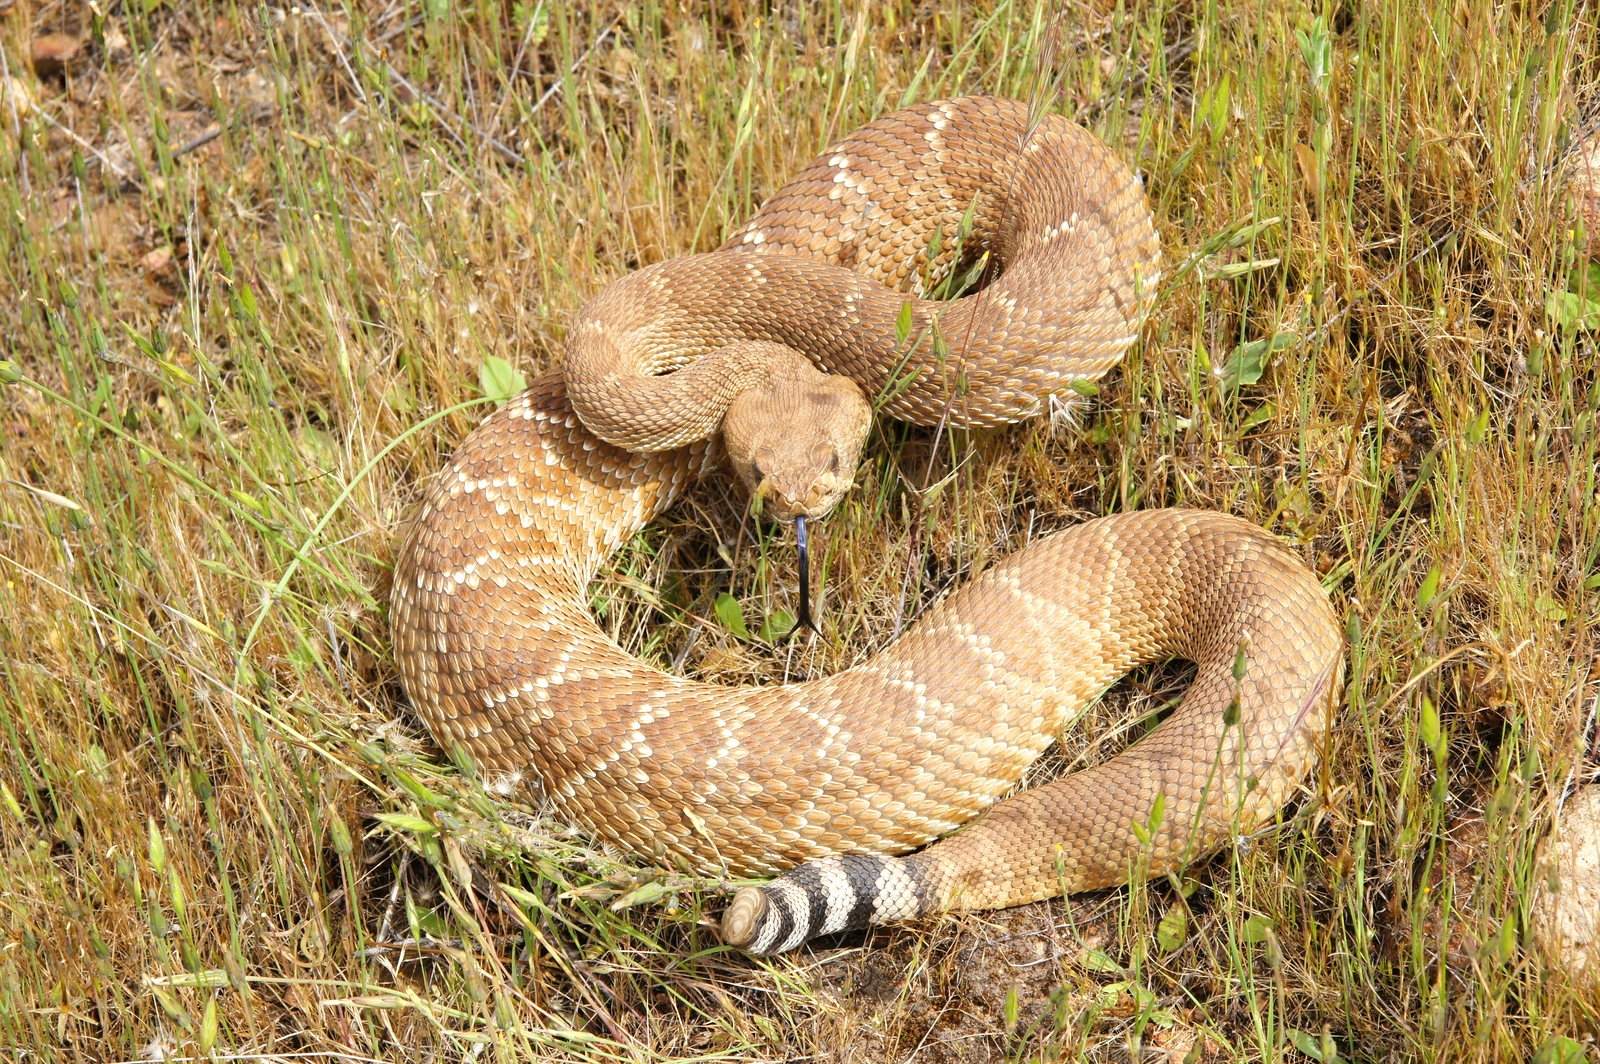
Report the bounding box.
[390,98,1344,953]
[562,97,1158,454]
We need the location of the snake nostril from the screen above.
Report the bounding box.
[807,441,838,474]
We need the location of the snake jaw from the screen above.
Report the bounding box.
[721,887,768,948]
[752,465,856,523]
[721,355,872,522]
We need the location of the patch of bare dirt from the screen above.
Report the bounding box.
[800,896,1221,1063]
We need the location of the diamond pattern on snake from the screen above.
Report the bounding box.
[391,96,1343,954]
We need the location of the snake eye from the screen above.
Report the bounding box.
[752,449,776,481]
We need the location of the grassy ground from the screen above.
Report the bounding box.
[1,0,1598,1059]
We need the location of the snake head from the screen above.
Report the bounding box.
[722,355,872,522]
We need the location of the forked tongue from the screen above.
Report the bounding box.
[779,515,819,643]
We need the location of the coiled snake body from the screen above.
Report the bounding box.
[391,98,1343,954]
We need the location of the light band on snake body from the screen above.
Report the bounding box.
[561,96,1163,518]
[723,853,938,955]
[389,97,1346,955]
[390,377,1343,952]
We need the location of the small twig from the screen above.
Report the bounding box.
[890,493,925,641]
[385,66,521,164]
[0,43,28,195]
[1077,34,1197,122]
[324,614,348,691]
[372,12,425,48]
[32,109,134,182]
[1305,226,1460,350]
[904,990,960,1063]
[508,0,547,82]
[305,8,367,105]
[172,123,221,159]
[376,849,410,945]
[299,2,522,164]
[669,618,704,673]
[1558,666,1599,809]
[356,934,469,959]
[535,910,641,1053]
[1368,641,1512,725]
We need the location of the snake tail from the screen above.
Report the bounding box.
[723,650,1341,955]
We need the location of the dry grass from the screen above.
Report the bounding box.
[1,0,1598,1059]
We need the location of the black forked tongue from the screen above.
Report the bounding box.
[779,515,819,644]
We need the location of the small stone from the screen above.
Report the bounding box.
[31,33,81,80]
[1532,785,1600,973]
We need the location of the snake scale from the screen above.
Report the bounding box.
[391,97,1344,954]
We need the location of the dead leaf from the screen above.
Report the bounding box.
[1295,143,1322,201]
[102,22,130,61]
[141,246,175,272]
[31,34,81,80]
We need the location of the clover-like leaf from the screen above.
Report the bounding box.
[479,354,526,406]
[1157,903,1189,953]
[714,592,750,640]
[1218,331,1298,390]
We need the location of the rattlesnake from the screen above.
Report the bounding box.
[391,97,1343,954]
